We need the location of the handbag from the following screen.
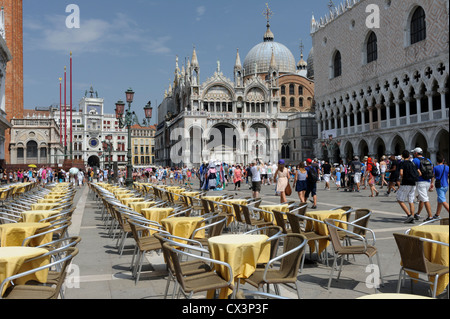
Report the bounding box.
[285,182,292,196]
[435,165,446,188]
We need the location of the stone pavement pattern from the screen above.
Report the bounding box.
[64,180,449,299]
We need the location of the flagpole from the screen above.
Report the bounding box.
[64,66,67,159]
[70,51,73,160]
[59,77,62,145]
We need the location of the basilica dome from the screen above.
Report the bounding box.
[243,24,296,76]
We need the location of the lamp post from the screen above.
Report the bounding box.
[115,89,153,187]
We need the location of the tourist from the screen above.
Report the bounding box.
[233,165,242,191]
[412,147,434,221]
[335,168,341,190]
[367,157,379,197]
[397,150,419,223]
[379,156,388,188]
[305,158,318,209]
[274,160,289,203]
[431,154,449,219]
[386,154,399,195]
[321,159,332,190]
[250,161,262,199]
[350,156,363,192]
[293,162,307,203]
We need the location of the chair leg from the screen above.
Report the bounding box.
[328,255,338,289]
[432,274,439,298]
[337,255,345,280]
[295,281,302,299]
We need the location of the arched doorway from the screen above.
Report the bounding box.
[357,139,369,159]
[250,123,270,163]
[391,135,406,156]
[207,123,238,164]
[344,141,354,162]
[88,155,100,169]
[189,126,203,165]
[436,129,449,163]
[374,137,386,160]
[411,132,430,159]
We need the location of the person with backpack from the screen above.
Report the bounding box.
[397,150,420,223]
[412,147,434,222]
[431,154,449,219]
[367,157,379,197]
[305,158,318,209]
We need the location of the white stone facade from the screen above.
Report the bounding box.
[311,0,449,163]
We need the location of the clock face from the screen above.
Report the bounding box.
[89,138,99,148]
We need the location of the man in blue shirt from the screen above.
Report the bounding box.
[432,154,449,219]
[412,147,434,221]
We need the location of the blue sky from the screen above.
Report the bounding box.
[22,0,329,124]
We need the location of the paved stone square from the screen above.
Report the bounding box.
[65,179,448,300]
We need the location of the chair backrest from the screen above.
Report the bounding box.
[393,233,428,273]
[232,204,244,223]
[440,218,449,226]
[277,233,307,279]
[351,209,371,236]
[273,210,289,234]
[290,204,308,216]
[154,234,175,274]
[201,199,211,215]
[165,243,189,292]
[240,205,254,225]
[324,219,345,252]
[285,212,302,234]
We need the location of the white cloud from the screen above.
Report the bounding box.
[196,6,206,21]
[24,13,172,56]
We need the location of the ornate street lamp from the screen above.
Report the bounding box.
[115,88,153,186]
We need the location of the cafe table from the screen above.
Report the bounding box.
[141,207,174,224]
[304,209,347,254]
[180,191,200,198]
[220,199,249,225]
[121,197,145,206]
[20,210,61,223]
[258,204,289,224]
[161,216,205,243]
[37,198,63,204]
[207,234,270,299]
[168,188,186,200]
[0,246,50,296]
[128,201,156,214]
[31,203,61,211]
[409,225,449,296]
[0,222,52,247]
[44,194,65,200]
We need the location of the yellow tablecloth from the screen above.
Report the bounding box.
[168,188,186,200]
[201,196,224,202]
[44,194,65,200]
[31,203,60,211]
[0,222,52,247]
[208,234,270,299]
[141,207,174,224]
[161,217,205,242]
[180,191,200,198]
[20,210,60,223]
[128,201,156,214]
[37,198,64,204]
[409,225,449,296]
[115,193,135,201]
[121,197,145,206]
[304,209,347,254]
[0,247,50,296]
[259,204,289,224]
[220,199,249,225]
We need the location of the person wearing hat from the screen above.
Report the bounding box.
[274,160,289,203]
[412,147,434,221]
